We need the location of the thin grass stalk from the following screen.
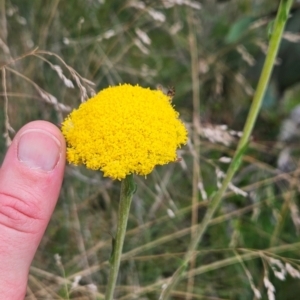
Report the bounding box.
[160,1,294,298]
[186,7,202,300]
[105,174,135,300]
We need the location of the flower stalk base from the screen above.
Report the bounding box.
[105,174,135,300]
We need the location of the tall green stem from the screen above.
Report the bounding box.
[105,174,135,300]
[160,1,294,298]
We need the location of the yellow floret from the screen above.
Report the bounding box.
[61,84,188,180]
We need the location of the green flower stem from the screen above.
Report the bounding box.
[160,1,294,299]
[105,174,135,300]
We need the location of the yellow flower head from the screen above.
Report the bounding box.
[62,84,188,180]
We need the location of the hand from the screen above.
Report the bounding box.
[0,121,66,299]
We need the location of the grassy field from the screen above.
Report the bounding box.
[1,0,300,299]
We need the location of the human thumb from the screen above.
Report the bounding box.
[0,121,65,299]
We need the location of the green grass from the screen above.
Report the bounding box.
[1,0,300,299]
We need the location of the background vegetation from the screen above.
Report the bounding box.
[1,0,300,299]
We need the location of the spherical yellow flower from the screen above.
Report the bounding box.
[62,84,188,180]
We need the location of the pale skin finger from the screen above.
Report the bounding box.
[0,120,66,299]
